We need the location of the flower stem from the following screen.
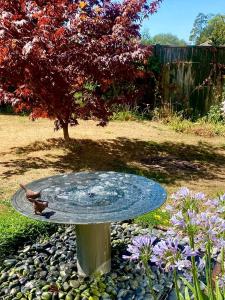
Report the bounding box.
[143,260,157,300]
[174,270,181,300]
[189,233,204,300]
[206,242,215,300]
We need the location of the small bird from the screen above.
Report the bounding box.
[27,198,48,215]
[20,184,41,199]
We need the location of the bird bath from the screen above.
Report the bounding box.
[12,171,167,276]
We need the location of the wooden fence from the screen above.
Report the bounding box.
[153,45,225,115]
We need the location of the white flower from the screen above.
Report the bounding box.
[22,41,33,56]
[14,20,27,27]
[0,30,5,37]
[1,11,12,19]
[12,98,20,105]
[221,100,225,116]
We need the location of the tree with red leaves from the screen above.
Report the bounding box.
[0,0,162,140]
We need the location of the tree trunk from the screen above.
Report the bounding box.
[62,123,70,141]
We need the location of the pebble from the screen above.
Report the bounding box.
[0,223,172,300]
[3,259,17,267]
[69,280,80,288]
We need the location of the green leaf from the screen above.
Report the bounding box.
[180,277,195,293]
[184,287,191,300]
[215,281,223,300]
[179,292,185,300]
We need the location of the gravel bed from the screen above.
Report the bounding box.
[0,222,173,300]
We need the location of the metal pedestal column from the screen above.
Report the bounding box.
[76,223,111,276]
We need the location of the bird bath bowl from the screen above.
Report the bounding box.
[12,171,167,276]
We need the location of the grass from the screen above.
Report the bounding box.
[0,114,225,259]
[166,114,225,137]
[135,209,170,228]
[111,104,146,121]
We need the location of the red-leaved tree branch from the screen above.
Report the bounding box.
[0,0,162,140]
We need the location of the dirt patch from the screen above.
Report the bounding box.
[0,205,8,214]
[0,115,225,202]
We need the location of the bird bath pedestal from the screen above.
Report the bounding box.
[12,172,167,276]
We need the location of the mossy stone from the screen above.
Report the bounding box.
[16,292,23,299]
[41,292,52,300]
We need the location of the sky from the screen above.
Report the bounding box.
[142,0,225,43]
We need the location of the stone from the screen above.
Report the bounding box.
[63,282,71,291]
[22,246,32,253]
[69,280,80,288]
[65,294,74,300]
[4,259,17,267]
[25,281,36,289]
[0,222,170,300]
[16,292,23,299]
[39,271,47,279]
[41,292,52,300]
[117,289,128,298]
[41,285,50,291]
[88,297,99,300]
[10,286,21,296]
[79,284,87,291]
[0,272,8,283]
[60,270,69,277]
[130,279,139,290]
[9,280,20,289]
[111,273,117,279]
[58,292,66,299]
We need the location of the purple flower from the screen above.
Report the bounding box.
[194,192,206,200]
[187,209,198,225]
[151,238,195,272]
[123,235,156,261]
[182,270,193,282]
[193,212,225,251]
[172,187,190,200]
[197,257,205,272]
[205,199,219,208]
[165,204,174,212]
[183,245,198,257]
[175,259,192,270]
[171,211,185,228]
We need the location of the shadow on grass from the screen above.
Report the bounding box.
[1,137,225,185]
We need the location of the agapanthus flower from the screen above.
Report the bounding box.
[170,209,198,232]
[171,188,205,202]
[170,211,185,228]
[169,188,206,215]
[151,238,196,272]
[195,212,225,234]
[182,257,205,282]
[123,235,156,261]
[194,212,225,252]
[194,192,206,201]
[171,187,191,201]
[165,204,174,212]
[205,199,219,209]
[205,194,225,215]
